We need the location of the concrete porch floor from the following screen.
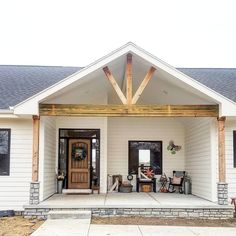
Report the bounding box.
[38,192,221,209]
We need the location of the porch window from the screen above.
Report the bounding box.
[0,129,11,175]
[128,141,162,175]
[233,131,236,168]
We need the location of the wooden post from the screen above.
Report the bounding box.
[32,115,40,182]
[126,53,133,104]
[218,116,226,182]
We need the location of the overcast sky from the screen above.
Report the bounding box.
[0,0,235,67]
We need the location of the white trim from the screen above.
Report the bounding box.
[11,42,236,116]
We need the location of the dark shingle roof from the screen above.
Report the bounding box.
[177,68,236,102]
[1,66,236,110]
[0,65,81,109]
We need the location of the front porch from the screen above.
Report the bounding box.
[38,192,221,208]
[27,51,230,214]
[24,192,233,219]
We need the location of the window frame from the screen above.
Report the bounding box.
[233,131,236,168]
[128,140,163,175]
[0,129,11,176]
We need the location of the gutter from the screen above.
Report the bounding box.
[0,109,14,114]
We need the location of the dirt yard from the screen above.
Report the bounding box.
[92,216,236,227]
[0,216,43,236]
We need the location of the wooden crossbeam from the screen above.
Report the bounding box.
[103,66,127,104]
[132,66,156,104]
[39,104,219,117]
[126,53,133,104]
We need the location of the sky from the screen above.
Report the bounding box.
[0,0,236,68]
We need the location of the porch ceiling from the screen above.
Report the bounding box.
[42,53,217,106]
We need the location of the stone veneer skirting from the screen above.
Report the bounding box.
[29,182,40,205]
[217,182,228,205]
[23,207,234,220]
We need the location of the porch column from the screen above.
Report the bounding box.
[29,115,40,205]
[217,116,228,205]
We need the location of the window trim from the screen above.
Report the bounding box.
[0,128,11,176]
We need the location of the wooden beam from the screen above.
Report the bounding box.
[39,104,219,117]
[32,115,40,182]
[132,66,156,104]
[218,116,226,182]
[126,53,133,104]
[103,66,127,104]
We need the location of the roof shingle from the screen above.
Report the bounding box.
[0,65,81,109]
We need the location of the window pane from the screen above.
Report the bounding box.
[0,129,10,175]
[139,150,150,165]
[0,131,9,154]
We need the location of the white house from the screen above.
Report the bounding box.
[0,43,236,212]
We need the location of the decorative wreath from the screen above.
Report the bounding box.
[72,144,87,161]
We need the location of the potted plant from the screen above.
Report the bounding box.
[57,170,65,194]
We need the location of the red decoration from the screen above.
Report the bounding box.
[144,168,154,178]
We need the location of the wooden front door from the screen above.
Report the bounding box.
[68,139,90,189]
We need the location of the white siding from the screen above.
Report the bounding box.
[39,117,57,201]
[185,118,216,201]
[56,117,107,193]
[0,119,32,210]
[225,120,236,198]
[107,117,185,180]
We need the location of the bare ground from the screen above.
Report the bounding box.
[0,216,44,236]
[92,216,236,227]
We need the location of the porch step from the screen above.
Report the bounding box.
[47,210,91,220]
[62,189,92,194]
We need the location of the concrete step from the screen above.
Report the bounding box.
[62,189,92,194]
[47,210,91,220]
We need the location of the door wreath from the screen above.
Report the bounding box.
[72,143,87,161]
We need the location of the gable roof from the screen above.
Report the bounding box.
[1,66,236,109]
[0,65,81,109]
[1,42,236,116]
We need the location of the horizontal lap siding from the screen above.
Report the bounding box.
[107,117,185,178]
[225,121,236,198]
[185,118,213,201]
[42,117,56,200]
[56,117,107,193]
[0,119,32,210]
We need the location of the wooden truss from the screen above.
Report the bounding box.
[103,53,156,105]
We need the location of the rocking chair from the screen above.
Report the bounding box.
[168,171,186,193]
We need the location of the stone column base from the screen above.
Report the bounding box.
[29,182,40,205]
[217,182,228,205]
